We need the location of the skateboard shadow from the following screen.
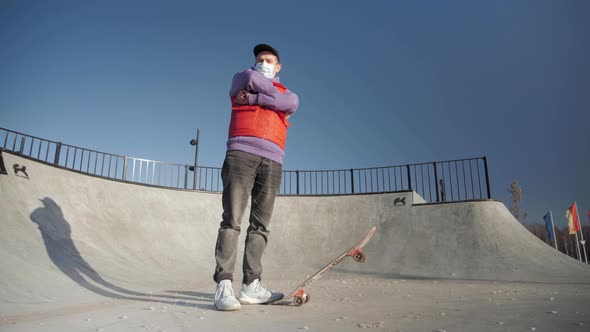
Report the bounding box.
[166,291,298,306]
[30,197,214,309]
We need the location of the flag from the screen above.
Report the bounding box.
[543,211,555,241]
[566,202,581,235]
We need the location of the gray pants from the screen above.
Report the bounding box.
[213,150,282,285]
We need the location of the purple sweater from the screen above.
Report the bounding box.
[227,67,299,164]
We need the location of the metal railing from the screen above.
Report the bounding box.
[0,127,491,202]
[279,158,491,202]
[58,143,126,181]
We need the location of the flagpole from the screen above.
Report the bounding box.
[574,232,582,262]
[563,230,570,256]
[550,211,558,250]
[575,202,588,264]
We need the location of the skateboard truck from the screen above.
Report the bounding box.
[293,289,311,306]
[350,247,366,263]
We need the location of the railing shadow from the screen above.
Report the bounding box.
[30,197,213,309]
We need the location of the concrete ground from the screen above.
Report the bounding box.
[2,276,589,332]
[1,151,589,331]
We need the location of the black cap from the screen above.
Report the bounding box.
[253,44,280,63]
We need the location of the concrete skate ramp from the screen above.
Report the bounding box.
[1,151,589,315]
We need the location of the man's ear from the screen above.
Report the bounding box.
[275,63,282,74]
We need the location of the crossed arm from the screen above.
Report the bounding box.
[230,69,299,115]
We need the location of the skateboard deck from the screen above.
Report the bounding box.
[270,226,377,306]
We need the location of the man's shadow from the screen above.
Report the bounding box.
[30,197,213,309]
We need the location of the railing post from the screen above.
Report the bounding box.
[11,134,17,151]
[406,164,412,191]
[296,170,300,195]
[54,142,62,165]
[350,168,355,194]
[433,161,440,202]
[0,150,6,175]
[184,165,189,189]
[123,157,128,181]
[483,156,491,199]
[2,130,8,149]
[190,129,200,190]
[19,136,25,154]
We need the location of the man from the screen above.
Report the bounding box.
[213,44,299,311]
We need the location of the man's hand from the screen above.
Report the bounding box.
[235,90,249,104]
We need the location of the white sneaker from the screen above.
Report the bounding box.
[238,279,283,304]
[214,280,241,311]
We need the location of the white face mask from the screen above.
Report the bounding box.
[255,61,276,79]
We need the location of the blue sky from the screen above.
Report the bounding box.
[1,0,588,227]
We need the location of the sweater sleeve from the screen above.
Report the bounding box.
[230,68,300,114]
[230,68,276,97]
[252,90,299,114]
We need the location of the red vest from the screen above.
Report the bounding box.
[228,81,291,150]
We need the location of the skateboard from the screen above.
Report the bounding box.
[270,226,377,306]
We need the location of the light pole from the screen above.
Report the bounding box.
[189,129,200,190]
